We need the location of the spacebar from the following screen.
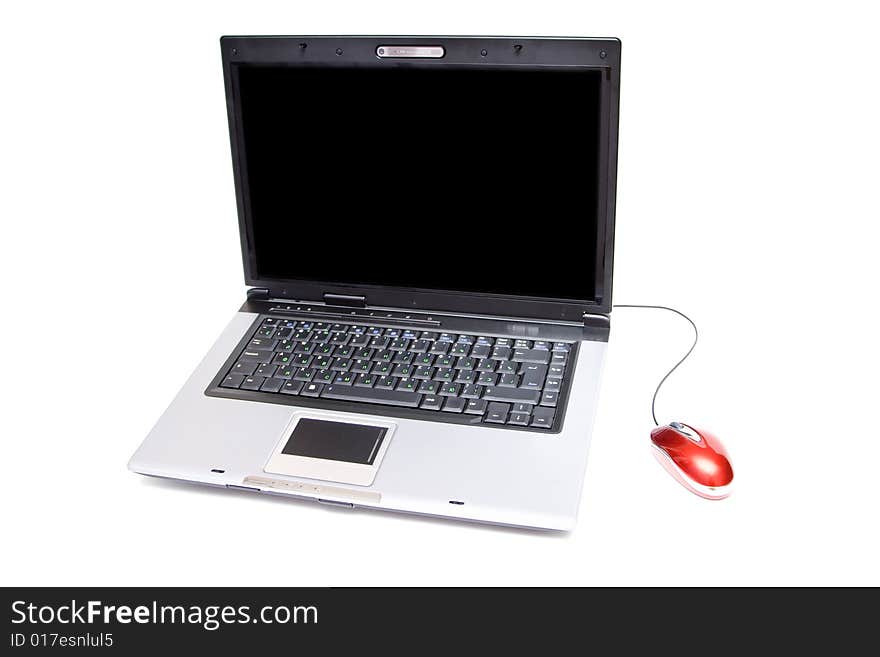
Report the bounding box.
[482,388,542,404]
[321,385,422,408]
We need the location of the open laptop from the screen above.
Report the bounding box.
[129,35,620,530]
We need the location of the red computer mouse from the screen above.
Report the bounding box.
[650,422,734,499]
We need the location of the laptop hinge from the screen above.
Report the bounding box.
[246,287,270,300]
[323,293,366,308]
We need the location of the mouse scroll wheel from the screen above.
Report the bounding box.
[670,422,702,443]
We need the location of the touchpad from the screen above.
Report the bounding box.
[265,415,396,486]
[283,419,386,464]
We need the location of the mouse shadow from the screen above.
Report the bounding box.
[139,476,568,538]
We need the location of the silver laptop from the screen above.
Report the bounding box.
[129,35,621,530]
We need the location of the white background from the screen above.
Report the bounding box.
[2,1,878,586]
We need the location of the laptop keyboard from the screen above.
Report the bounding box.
[216,317,575,431]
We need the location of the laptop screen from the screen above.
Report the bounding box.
[237,64,603,302]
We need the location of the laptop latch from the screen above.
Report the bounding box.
[323,293,366,308]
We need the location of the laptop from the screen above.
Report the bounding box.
[129,35,620,530]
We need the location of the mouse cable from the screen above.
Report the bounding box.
[611,304,699,426]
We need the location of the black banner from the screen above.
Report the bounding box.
[1,588,874,653]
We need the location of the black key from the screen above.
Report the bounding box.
[435,354,454,368]
[397,378,419,392]
[531,406,555,428]
[420,395,443,411]
[292,330,312,341]
[355,373,377,388]
[321,385,422,408]
[482,387,541,404]
[315,369,335,383]
[492,346,512,360]
[384,328,401,337]
[438,333,456,342]
[354,347,374,360]
[334,371,356,386]
[410,339,431,353]
[312,355,332,369]
[301,382,323,397]
[514,339,532,349]
[277,366,296,379]
[351,360,372,373]
[551,352,568,365]
[349,333,370,346]
[248,338,277,351]
[513,402,534,414]
[415,353,435,366]
[533,341,551,350]
[461,384,483,399]
[499,373,519,387]
[330,331,350,345]
[260,377,284,393]
[276,327,293,339]
[314,343,334,355]
[512,349,551,364]
[540,391,558,407]
[442,397,466,413]
[508,412,531,426]
[544,378,561,392]
[280,380,303,395]
[470,344,491,359]
[257,327,276,338]
[485,402,510,423]
[439,383,460,397]
[390,338,410,351]
[393,351,415,364]
[273,352,294,365]
[476,336,495,346]
[414,365,435,380]
[293,354,314,367]
[451,343,470,356]
[495,338,512,347]
[437,368,458,382]
[369,336,390,349]
[367,326,383,336]
[496,360,518,374]
[255,364,277,378]
[293,368,315,382]
[372,361,393,375]
[464,399,487,415]
[454,370,477,383]
[332,358,352,371]
[376,350,394,362]
[456,334,475,345]
[313,331,330,343]
[393,364,414,377]
[520,364,548,389]
[477,372,497,386]
[261,317,278,325]
[313,322,331,331]
[375,375,396,389]
[430,341,450,354]
[335,345,355,358]
[455,357,476,370]
[294,342,316,354]
[240,376,264,391]
[276,340,295,353]
[331,323,349,332]
[548,364,565,377]
[475,359,497,372]
[552,342,571,352]
[220,374,245,389]
[239,349,273,363]
[230,361,257,376]
[421,331,439,340]
[418,380,440,394]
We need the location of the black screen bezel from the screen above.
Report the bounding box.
[220,36,620,321]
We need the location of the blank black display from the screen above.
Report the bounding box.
[282,419,386,465]
[238,65,602,300]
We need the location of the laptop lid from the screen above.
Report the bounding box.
[221,36,620,321]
